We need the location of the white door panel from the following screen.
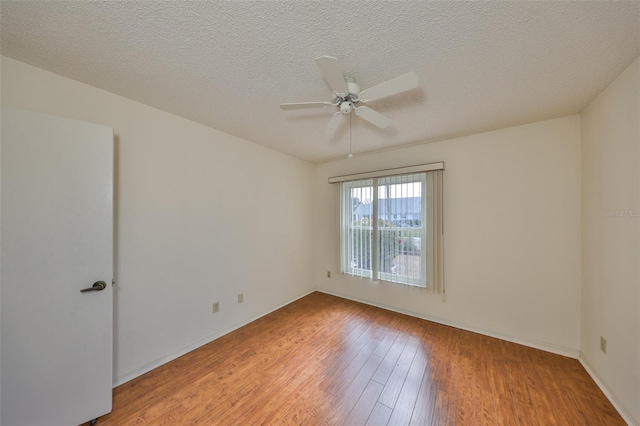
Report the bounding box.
[1,108,113,426]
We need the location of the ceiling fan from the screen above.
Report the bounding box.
[280,56,420,135]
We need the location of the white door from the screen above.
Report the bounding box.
[1,108,113,426]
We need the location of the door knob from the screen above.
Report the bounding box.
[80,281,107,293]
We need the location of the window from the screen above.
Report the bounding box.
[334,164,443,291]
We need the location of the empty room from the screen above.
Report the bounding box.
[1,1,639,425]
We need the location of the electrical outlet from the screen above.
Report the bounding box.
[238,293,244,304]
[327,271,331,278]
[600,336,607,354]
[212,302,220,313]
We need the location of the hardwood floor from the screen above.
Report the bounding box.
[95,292,624,425]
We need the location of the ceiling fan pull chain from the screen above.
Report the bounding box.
[348,113,353,159]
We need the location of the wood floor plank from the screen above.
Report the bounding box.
[474,336,498,425]
[346,380,386,425]
[410,324,454,425]
[93,292,625,426]
[367,402,393,426]
[373,329,400,359]
[372,332,410,385]
[387,341,428,425]
[454,353,477,425]
[378,336,421,408]
[410,368,441,425]
[490,340,521,425]
[331,353,384,421]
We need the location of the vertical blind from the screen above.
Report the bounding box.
[335,163,444,292]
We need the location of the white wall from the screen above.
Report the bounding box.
[581,57,640,424]
[314,117,582,356]
[0,57,315,385]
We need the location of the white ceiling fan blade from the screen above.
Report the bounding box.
[315,56,349,96]
[280,101,334,110]
[355,107,392,129]
[326,112,344,135]
[359,72,420,103]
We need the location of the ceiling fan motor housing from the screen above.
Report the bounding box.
[336,78,360,114]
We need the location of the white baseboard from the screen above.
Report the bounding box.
[579,354,638,426]
[113,288,316,387]
[315,287,580,359]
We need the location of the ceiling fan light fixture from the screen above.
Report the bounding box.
[340,101,352,114]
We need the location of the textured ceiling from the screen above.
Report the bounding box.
[1,1,639,163]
